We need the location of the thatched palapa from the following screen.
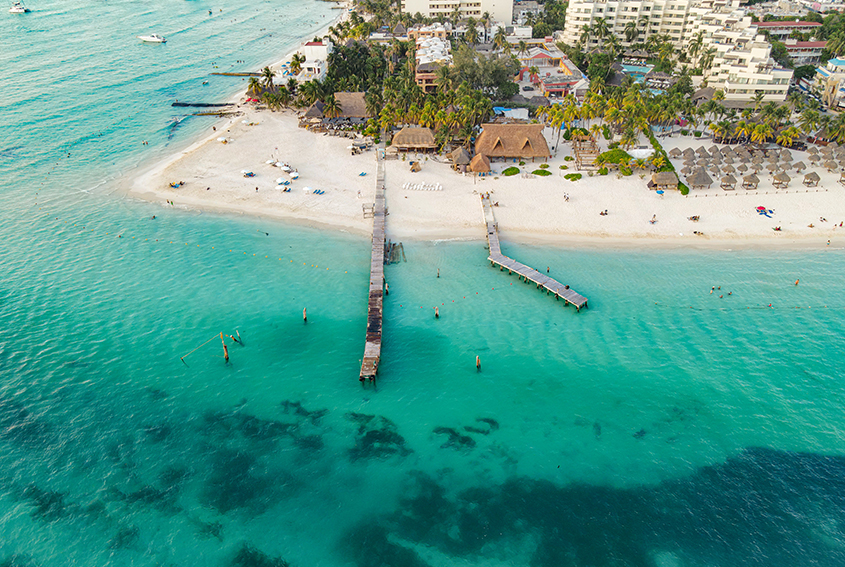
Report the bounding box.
[651,171,678,191]
[773,171,790,188]
[720,175,736,190]
[469,154,491,174]
[803,171,820,187]
[742,174,759,190]
[687,168,713,190]
[392,127,436,151]
[449,147,471,165]
[474,124,551,162]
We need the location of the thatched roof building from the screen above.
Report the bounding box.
[392,127,436,151]
[687,168,713,190]
[650,171,678,191]
[301,92,370,121]
[449,147,471,165]
[469,154,491,174]
[474,124,551,162]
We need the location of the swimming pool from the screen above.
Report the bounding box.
[621,63,654,81]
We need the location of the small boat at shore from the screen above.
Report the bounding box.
[138,34,166,43]
[9,1,30,13]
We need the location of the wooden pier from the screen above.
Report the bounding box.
[481,195,588,311]
[360,146,387,383]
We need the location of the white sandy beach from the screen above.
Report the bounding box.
[128,104,845,248]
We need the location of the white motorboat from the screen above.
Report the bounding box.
[138,34,166,43]
[9,1,30,13]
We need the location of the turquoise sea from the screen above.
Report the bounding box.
[3,1,845,566]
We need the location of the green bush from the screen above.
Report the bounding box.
[597,148,633,164]
[598,167,609,175]
[539,163,549,169]
[560,165,569,170]
[693,131,702,137]
[564,156,574,161]
[533,169,552,176]
[680,129,689,135]
[679,182,689,195]
[562,129,572,140]
[502,167,520,176]
[607,141,620,149]
[519,161,526,166]
[564,173,582,181]
[602,125,612,140]
[620,166,633,176]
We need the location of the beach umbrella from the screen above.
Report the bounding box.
[656,190,665,195]
[767,153,779,162]
[669,148,682,157]
[823,160,839,171]
[737,164,748,172]
[773,171,790,187]
[709,145,721,154]
[722,156,734,164]
[766,163,779,172]
[680,166,693,175]
[743,174,760,189]
[804,171,821,185]
[793,161,806,172]
[757,206,767,211]
[682,148,695,157]
[808,154,821,162]
[807,146,819,154]
[696,146,709,156]
[751,163,763,172]
[779,149,792,160]
[696,158,710,166]
[683,158,696,166]
[721,174,736,185]
[710,165,721,175]
[722,164,736,173]
[752,156,764,164]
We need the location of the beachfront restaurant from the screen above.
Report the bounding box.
[391,127,437,152]
[474,123,551,163]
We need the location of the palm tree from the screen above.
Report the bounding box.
[517,40,529,57]
[365,89,383,118]
[776,126,800,147]
[734,120,752,141]
[699,47,717,71]
[528,65,540,84]
[247,77,263,96]
[290,53,305,76]
[322,94,342,118]
[624,21,639,44]
[435,65,453,94]
[465,23,478,45]
[493,27,508,51]
[620,128,638,150]
[287,77,298,95]
[798,109,820,136]
[261,66,276,91]
[688,31,704,65]
[750,123,773,145]
[592,17,609,40]
[579,25,592,46]
[709,120,729,142]
[752,91,765,114]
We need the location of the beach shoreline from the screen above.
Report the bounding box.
[120,3,845,252]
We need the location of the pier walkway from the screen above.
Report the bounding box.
[481,195,588,311]
[360,146,387,383]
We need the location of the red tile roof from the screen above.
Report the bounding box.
[755,21,821,27]
[786,41,826,48]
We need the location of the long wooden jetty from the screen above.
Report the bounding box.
[481,195,588,311]
[172,102,234,108]
[210,72,261,77]
[360,146,387,384]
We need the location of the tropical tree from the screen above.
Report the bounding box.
[528,65,541,83]
[624,21,639,44]
[592,17,609,40]
[798,108,820,136]
[247,77,263,96]
[465,23,479,45]
[750,123,773,145]
[579,25,592,46]
[699,47,717,71]
[776,126,801,147]
[493,27,508,51]
[261,66,276,91]
[290,53,305,75]
[734,120,753,140]
[322,94,342,118]
[752,91,765,114]
[688,31,704,65]
[517,40,529,57]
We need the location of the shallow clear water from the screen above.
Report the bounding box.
[2,2,845,566]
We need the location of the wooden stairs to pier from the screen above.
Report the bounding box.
[572,134,600,171]
[480,195,588,311]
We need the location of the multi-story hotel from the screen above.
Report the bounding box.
[400,0,514,25]
[561,0,793,102]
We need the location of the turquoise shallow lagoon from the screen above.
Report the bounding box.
[2,1,845,566]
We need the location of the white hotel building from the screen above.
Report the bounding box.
[400,0,514,25]
[561,0,793,102]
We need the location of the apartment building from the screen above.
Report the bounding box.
[415,36,452,93]
[400,0,513,24]
[814,57,845,108]
[562,0,793,102]
[754,20,821,40]
[784,38,826,64]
